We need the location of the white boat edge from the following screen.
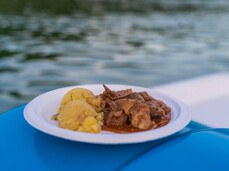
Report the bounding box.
[151,72,229,128]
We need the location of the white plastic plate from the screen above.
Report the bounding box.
[24,84,191,144]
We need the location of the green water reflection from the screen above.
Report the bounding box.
[0,0,229,113]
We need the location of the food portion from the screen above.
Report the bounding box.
[57,100,103,133]
[52,85,171,134]
[101,85,171,133]
[59,88,102,113]
[53,88,103,133]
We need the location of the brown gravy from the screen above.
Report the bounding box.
[102,118,170,134]
[102,125,143,133]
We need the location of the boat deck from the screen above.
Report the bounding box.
[153,72,229,128]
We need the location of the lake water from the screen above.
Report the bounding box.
[1,0,229,113]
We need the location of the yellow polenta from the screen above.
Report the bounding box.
[57,100,103,133]
[60,88,102,113]
[55,88,103,133]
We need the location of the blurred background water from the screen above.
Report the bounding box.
[0,0,229,113]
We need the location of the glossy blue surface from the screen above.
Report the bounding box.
[121,130,229,171]
[0,105,229,171]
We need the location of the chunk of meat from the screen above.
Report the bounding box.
[101,98,109,118]
[128,92,145,103]
[106,98,119,111]
[128,103,151,130]
[103,84,115,96]
[139,91,171,116]
[139,91,153,101]
[150,120,157,129]
[103,85,132,100]
[147,101,165,120]
[113,89,132,100]
[105,111,128,126]
[146,100,171,122]
[102,98,129,126]
[116,99,137,114]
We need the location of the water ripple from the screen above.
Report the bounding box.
[1,0,229,113]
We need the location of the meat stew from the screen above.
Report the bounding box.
[100,85,171,133]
